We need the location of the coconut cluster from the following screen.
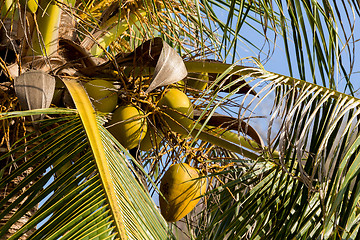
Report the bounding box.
[83,79,207,222]
[83,79,196,150]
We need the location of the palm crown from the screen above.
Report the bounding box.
[1,0,360,239]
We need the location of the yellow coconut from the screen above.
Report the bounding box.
[186,72,208,91]
[159,163,207,222]
[157,88,194,135]
[107,105,147,149]
[84,80,118,113]
[139,125,163,151]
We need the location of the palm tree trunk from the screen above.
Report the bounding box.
[0,7,78,238]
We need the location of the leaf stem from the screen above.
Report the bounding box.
[62,78,127,240]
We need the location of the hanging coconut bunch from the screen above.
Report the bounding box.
[74,38,262,224]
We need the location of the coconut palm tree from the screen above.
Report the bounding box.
[1,0,360,239]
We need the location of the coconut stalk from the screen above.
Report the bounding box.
[0,0,16,18]
[19,0,39,14]
[28,0,75,57]
[0,0,20,50]
[192,126,261,160]
[88,10,147,56]
[163,113,281,161]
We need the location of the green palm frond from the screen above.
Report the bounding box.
[201,0,356,93]
[183,63,360,239]
[0,107,170,239]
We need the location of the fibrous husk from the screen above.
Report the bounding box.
[14,70,55,121]
[144,38,187,93]
[79,37,188,93]
[59,38,100,68]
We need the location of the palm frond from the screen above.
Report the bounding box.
[0,106,170,239]
[184,62,360,239]
[201,0,357,96]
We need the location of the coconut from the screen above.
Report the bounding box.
[84,80,118,113]
[159,163,207,222]
[108,105,147,149]
[157,88,194,135]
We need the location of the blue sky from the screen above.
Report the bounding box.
[210,1,360,142]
